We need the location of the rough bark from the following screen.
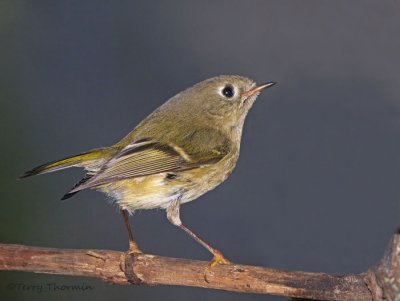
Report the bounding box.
[0,234,399,300]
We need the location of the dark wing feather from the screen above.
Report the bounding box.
[68,141,195,192]
[61,173,95,200]
[67,128,232,194]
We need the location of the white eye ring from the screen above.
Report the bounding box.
[219,85,235,99]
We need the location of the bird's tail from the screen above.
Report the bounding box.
[20,147,113,179]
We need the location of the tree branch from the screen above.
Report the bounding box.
[0,233,399,300]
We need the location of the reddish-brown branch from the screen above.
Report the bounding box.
[0,234,399,300]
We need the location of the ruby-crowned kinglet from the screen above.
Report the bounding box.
[21,75,276,272]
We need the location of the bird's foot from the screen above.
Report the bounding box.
[204,249,231,283]
[120,245,145,284]
[128,240,143,255]
[120,241,142,273]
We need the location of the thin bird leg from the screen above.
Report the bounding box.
[166,198,230,279]
[121,209,142,254]
[179,224,230,266]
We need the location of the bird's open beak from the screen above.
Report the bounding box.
[242,82,276,98]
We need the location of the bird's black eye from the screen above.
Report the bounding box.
[222,85,234,98]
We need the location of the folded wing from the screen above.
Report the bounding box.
[64,128,232,196]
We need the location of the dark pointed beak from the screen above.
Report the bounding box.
[242,82,276,98]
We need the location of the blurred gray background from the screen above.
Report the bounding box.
[1,1,400,300]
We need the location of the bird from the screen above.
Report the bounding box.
[21,75,276,273]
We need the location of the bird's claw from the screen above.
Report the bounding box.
[120,242,142,272]
[128,241,143,255]
[204,250,231,283]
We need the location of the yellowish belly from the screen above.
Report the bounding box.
[98,155,237,213]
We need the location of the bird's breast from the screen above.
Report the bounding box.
[98,150,240,213]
